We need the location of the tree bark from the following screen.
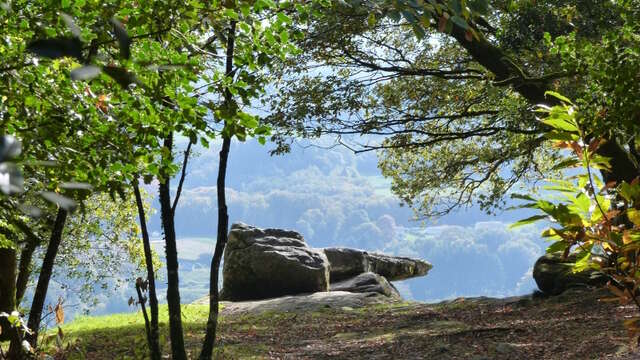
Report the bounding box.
[14,221,41,306]
[0,247,17,342]
[26,208,67,347]
[199,20,236,360]
[133,182,161,360]
[135,278,152,355]
[158,133,187,360]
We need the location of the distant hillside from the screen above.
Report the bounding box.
[145,139,546,303]
[40,138,549,321]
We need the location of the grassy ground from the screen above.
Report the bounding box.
[37,288,639,359]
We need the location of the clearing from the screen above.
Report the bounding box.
[40,288,640,359]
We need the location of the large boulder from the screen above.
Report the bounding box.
[533,252,608,295]
[323,247,432,282]
[330,272,401,298]
[323,247,370,281]
[221,223,330,301]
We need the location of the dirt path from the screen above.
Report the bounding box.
[212,288,639,359]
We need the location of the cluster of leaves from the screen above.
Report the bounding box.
[512,92,640,341]
[50,191,156,311]
[543,4,640,146]
[363,0,490,41]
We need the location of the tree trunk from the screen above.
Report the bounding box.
[133,182,161,360]
[158,134,187,360]
[0,247,17,342]
[26,208,67,347]
[135,279,152,355]
[15,237,38,306]
[199,20,236,360]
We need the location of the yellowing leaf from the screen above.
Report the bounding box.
[628,209,640,226]
[54,303,64,325]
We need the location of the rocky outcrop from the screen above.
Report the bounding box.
[367,252,432,281]
[323,247,432,282]
[220,223,330,301]
[220,223,432,302]
[533,252,608,295]
[193,291,397,314]
[330,272,401,298]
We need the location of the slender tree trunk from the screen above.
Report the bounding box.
[135,279,152,352]
[26,208,67,347]
[158,134,187,360]
[12,219,42,306]
[199,20,236,360]
[0,247,17,342]
[133,182,161,360]
[15,239,37,306]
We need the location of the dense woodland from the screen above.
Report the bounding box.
[1,0,640,358]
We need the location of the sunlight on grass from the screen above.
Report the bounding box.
[42,304,230,359]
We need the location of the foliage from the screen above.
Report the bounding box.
[1,0,312,357]
[512,92,640,342]
[267,0,639,218]
[44,190,156,313]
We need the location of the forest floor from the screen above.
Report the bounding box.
[39,287,640,359]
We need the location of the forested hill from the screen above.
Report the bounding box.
[142,139,547,304]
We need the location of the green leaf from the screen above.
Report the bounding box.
[541,116,578,132]
[223,8,239,20]
[279,30,289,43]
[402,10,417,24]
[510,214,548,228]
[510,193,536,202]
[552,158,580,170]
[367,12,377,27]
[571,193,591,214]
[447,0,462,14]
[545,91,573,105]
[450,15,469,29]
[541,228,562,240]
[468,0,489,15]
[546,240,569,253]
[388,10,401,22]
[628,209,640,226]
[412,25,426,39]
[572,250,592,272]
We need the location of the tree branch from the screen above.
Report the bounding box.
[172,140,192,215]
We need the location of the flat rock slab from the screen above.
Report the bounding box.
[194,291,400,315]
[323,247,432,281]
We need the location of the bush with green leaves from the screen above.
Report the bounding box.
[512,92,640,341]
